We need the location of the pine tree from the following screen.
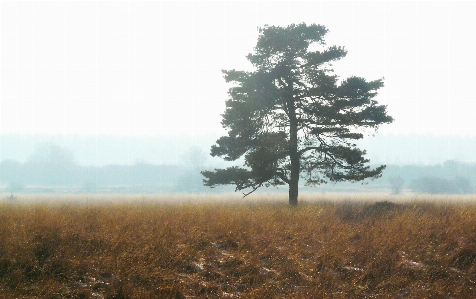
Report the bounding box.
[202,23,393,205]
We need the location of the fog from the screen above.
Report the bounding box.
[2,1,476,137]
[0,133,221,166]
[2,133,476,167]
[2,1,476,195]
[1,133,476,195]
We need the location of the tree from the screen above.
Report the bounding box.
[389,175,405,195]
[177,147,211,193]
[201,23,393,205]
[26,143,77,185]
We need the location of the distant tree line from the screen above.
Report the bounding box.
[0,158,192,193]
[0,143,474,195]
[0,143,214,193]
[408,176,472,194]
[382,160,474,194]
[300,160,475,195]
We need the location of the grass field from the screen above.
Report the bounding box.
[1,193,476,298]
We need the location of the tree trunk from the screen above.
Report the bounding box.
[289,174,299,206]
[288,117,299,206]
[286,76,299,206]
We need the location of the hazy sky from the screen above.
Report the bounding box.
[1,1,476,137]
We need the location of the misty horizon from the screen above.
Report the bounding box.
[1,132,476,167]
[2,2,476,194]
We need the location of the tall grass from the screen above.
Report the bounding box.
[1,194,476,298]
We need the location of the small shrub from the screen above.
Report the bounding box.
[363,201,402,216]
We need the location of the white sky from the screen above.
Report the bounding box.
[1,1,476,137]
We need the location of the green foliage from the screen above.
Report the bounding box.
[202,23,393,203]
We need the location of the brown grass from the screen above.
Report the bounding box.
[1,193,476,298]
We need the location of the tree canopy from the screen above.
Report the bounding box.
[202,23,393,205]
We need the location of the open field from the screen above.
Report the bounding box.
[1,194,476,298]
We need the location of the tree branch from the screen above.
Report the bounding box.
[298,146,322,156]
[275,171,290,184]
[242,184,262,197]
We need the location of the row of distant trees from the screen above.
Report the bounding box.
[0,143,474,195]
[384,160,474,194]
[389,175,473,195]
[0,143,211,193]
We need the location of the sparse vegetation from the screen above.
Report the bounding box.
[1,194,476,298]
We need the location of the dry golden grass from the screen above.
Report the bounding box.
[1,193,476,298]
